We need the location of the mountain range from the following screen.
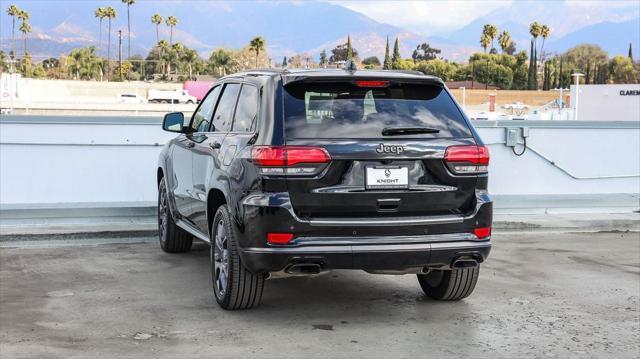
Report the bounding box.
[0,0,638,62]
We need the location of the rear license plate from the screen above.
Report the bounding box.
[365,166,409,189]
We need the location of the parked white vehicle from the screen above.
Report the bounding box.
[147,89,197,104]
[117,93,148,104]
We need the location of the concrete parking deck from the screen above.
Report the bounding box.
[1,230,638,358]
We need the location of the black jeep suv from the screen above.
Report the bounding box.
[157,68,492,310]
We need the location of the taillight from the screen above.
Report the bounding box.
[444,145,489,174]
[355,80,389,87]
[267,232,295,245]
[251,146,331,176]
[473,227,491,239]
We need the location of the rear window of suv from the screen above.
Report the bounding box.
[283,81,472,139]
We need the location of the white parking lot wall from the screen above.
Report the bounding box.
[0,116,639,206]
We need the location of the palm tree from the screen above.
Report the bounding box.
[208,48,236,76]
[249,36,265,68]
[7,4,20,57]
[151,14,163,43]
[104,6,116,77]
[529,22,542,52]
[480,34,490,53]
[182,48,199,79]
[157,40,170,75]
[121,0,135,59]
[19,21,31,56]
[95,7,106,56]
[166,16,178,45]
[498,30,512,54]
[16,10,30,57]
[539,25,551,62]
[483,24,498,52]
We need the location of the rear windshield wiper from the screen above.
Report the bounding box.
[382,127,440,136]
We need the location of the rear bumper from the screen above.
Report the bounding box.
[240,234,491,273]
[236,190,492,273]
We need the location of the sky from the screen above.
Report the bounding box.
[334,0,640,36]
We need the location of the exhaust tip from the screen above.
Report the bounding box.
[452,259,478,269]
[285,263,322,275]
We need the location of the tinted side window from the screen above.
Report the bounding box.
[212,83,241,132]
[191,86,220,132]
[232,85,259,132]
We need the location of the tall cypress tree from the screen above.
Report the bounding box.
[392,37,401,68]
[532,45,538,90]
[558,56,563,89]
[282,56,287,67]
[346,35,353,60]
[629,43,633,61]
[383,35,391,70]
[528,39,534,90]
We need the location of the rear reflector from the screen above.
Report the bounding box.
[473,227,491,239]
[355,80,389,87]
[267,232,295,244]
[444,145,489,174]
[251,146,331,167]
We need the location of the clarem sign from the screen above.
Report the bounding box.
[571,84,640,121]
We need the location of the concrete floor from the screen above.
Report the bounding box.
[1,231,638,358]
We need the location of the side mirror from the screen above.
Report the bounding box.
[162,112,186,133]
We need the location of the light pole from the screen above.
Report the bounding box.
[571,73,584,121]
[118,30,123,81]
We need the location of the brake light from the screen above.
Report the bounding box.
[251,146,331,176]
[355,80,389,87]
[473,227,491,239]
[267,232,295,244]
[444,145,489,174]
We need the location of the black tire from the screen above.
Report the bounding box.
[158,177,193,253]
[211,205,264,310]
[417,266,479,301]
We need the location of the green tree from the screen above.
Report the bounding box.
[249,36,266,68]
[391,37,401,68]
[7,4,20,58]
[346,35,353,60]
[208,48,237,76]
[329,42,358,63]
[362,56,381,66]
[629,43,634,61]
[412,42,440,61]
[609,55,637,83]
[121,0,135,59]
[319,50,327,67]
[498,31,512,54]
[19,20,31,57]
[383,35,391,70]
[151,14,163,44]
[166,16,178,45]
[181,47,200,79]
[66,47,103,80]
[414,59,459,81]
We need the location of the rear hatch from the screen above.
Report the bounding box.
[279,78,485,220]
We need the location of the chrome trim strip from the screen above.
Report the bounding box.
[175,219,210,243]
[243,239,490,254]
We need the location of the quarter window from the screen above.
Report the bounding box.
[212,83,241,133]
[191,86,220,132]
[232,85,259,132]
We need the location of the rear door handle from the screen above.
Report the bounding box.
[210,142,221,149]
